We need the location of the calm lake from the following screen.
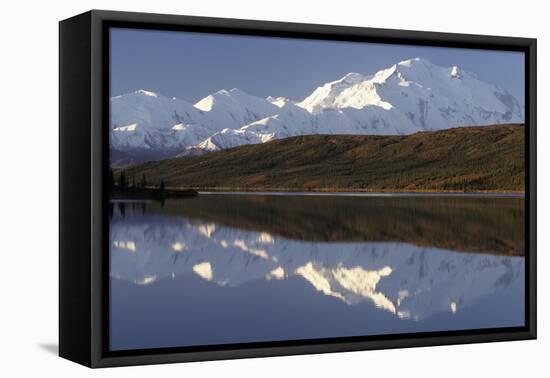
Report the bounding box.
[109,193,525,351]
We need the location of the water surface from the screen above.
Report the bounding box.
[110,194,525,351]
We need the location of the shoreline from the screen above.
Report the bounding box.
[167,185,524,195]
[170,186,524,197]
[196,190,525,198]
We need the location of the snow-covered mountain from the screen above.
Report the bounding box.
[110,58,524,164]
[110,213,524,321]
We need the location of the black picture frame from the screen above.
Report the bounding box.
[59,9,537,368]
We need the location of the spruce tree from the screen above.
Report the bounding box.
[118,171,126,189]
[109,168,114,188]
[141,174,147,189]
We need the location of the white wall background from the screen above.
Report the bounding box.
[0,0,546,376]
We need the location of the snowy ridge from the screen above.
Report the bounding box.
[110,58,524,163]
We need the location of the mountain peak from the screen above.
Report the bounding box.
[134,89,159,97]
[211,88,249,96]
[267,96,291,108]
[397,57,432,67]
[340,72,366,83]
[195,89,247,111]
[229,88,245,94]
[324,72,367,87]
[372,64,398,84]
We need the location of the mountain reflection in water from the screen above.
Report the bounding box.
[109,194,525,351]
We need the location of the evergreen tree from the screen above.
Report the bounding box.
[118,171,126,189]
[141,174,147,189]
[109,168,114,188]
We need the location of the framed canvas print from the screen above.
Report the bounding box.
[59,10,536,368]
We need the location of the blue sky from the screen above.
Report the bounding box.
[110,28,525,104]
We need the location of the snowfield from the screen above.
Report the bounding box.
[110,57,524,163]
